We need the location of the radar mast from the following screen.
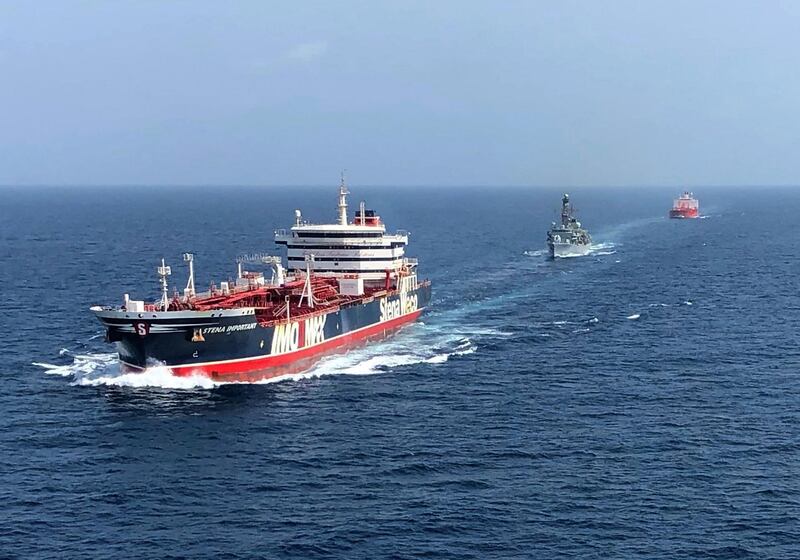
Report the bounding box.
[338,171,349,226]
[157,258,172,311]
[183,253,195,298]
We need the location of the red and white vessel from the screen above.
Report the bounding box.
[669,192,699,219]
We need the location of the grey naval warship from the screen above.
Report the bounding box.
[546,194,592,258]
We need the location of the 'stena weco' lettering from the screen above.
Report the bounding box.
[380,293,418,322]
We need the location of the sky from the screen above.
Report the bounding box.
[1,0,799,187]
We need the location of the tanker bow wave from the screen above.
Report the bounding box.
[91,178,432,382]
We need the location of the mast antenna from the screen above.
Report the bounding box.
[299,254,315,308]
[561,193,571,226]
[182,253,195,297]
[338,170,349,226]
[157,258,172,311]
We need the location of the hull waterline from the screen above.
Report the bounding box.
[669,208,699,219]
[99,283,431,382]
[119,308,423,383]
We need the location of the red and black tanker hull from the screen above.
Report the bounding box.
[95,283,431,382]
[669,208,699,219]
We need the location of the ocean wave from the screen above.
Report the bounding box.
[33,352,217,389]
[589,241,617,256]
[626,313,641,320]
[525,242,615,259]
[34,352,116,378]
[542,317,598,326]
[78,365,219,389]
[452,327,512,337]
[301,335,477,376]
[523,249,545,257]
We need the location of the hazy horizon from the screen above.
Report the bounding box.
[1,183,795,191]
[2,1,799,188]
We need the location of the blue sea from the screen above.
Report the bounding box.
[1,186,798,559]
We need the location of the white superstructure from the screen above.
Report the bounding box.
[274,177,415,284]
[673,192,699,211]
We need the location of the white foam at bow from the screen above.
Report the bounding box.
[34,352,217,389]
[589,241,617,256]
[75,365,218,389]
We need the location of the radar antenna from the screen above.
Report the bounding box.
[561,193,573,227]
[157,258,172,311]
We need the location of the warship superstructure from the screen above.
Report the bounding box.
[546,193,592,258]
[91,178,431,382]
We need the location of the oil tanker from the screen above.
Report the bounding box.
[91,179,431,382]
[669,191,699,219]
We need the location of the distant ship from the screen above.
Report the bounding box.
[669,191,699,219]
[91,177,431,382]
[547,193,592,258]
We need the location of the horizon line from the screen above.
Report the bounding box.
[1,183,799,189]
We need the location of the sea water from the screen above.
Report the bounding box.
[1,186,798,558]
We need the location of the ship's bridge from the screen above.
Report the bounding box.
[275,223,409,280]
[274,184,412,282]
